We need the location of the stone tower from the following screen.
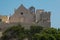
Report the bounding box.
[36,10,51,27]
[29,6,36,22]
[29,6,35,14]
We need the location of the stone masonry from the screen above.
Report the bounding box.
[0,4,51,31]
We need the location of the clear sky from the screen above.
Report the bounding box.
[0,0,60,28]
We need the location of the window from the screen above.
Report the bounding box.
[21,12,23,15]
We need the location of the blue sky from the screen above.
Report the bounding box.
[0,0,60,28]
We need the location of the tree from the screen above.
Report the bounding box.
[58,28,60,34]
[1,25,60,40]
[28,25,43,40]
[1,25,25,40]
[32,33,56,40]
[41,28,58,34]
[54,34,60,40]
[30,25,43,35]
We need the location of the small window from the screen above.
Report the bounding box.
[21,12,23,15]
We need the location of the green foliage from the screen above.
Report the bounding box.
[1,25,60,40]
[41,28,58,34]
[58,28,60,34]
[32,33,56,40]
[54,34,60,40]
[1,25,25,40]
[30,26,43,35]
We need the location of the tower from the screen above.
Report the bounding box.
[36,10,44,23]
[37,11,51,27]
[29,6,35,14]
[29,6,36,22]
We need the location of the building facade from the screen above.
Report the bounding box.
[0,4,51,30]
[9,4,51,27]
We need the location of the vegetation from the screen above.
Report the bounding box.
[0,25,60,40]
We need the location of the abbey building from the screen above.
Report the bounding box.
[0,4,51,30]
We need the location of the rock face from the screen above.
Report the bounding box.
[0,4,51,31]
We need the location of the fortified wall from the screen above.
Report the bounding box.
[0,4,51,31]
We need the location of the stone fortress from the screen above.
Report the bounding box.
[0,4,51,31]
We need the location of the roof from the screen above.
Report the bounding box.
[17,4,28,11]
